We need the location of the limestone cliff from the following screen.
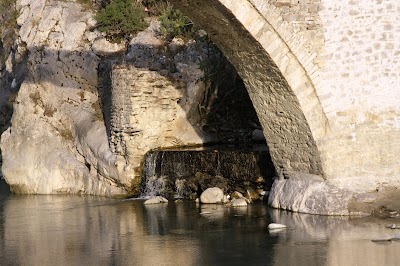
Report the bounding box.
[0,0,129,195]
[0,0,255,196]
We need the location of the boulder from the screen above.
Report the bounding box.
[268,177,357,215]
[200,187,224,204]
[232,198,248,207]
[144,196,168,205]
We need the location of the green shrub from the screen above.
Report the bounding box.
[159,4,194,40]
[95,0,148,43]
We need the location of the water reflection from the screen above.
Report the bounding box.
[0,180,400,265]
[269,210,400,266]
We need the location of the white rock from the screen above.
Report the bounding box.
[268,223,287,230]
[144,196,168,205]
[232,198,248,207]
[92,37,125,56]
[200,187,224,204]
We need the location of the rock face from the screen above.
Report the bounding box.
[0,0,128,196]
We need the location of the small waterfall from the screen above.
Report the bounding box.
[142,175,167,198]
[144,151,159,179]
[141,146,275,199]
[141,151,165,198]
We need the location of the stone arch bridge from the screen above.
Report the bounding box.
[1,0,399,215]
[165,0,400,213]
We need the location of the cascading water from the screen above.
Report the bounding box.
[141,151,167,198]
[144,151,158,178]
[141,175,167,198]
[141,146,276,200]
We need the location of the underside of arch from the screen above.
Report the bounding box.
[170,0,325,178]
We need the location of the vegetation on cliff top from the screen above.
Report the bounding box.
[95,0,195,43]
[158,4,194,41]
[95,0,148,43]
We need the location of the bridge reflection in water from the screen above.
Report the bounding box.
[0,181,399,265]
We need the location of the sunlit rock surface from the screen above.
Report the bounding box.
[200,187,225,204]
[0,0,223,196]
[0,0,130,196]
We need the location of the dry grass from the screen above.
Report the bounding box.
[43,103,57,117]
[77,90,85,102]
[57,123,74,142]
[92,100,103,121]
[29,91,42,106]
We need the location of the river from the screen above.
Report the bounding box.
[0,180,399,265]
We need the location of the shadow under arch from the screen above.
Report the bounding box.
[169,0,326,178]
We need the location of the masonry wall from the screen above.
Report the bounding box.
[109,64,206,176]
[316,0,400,184]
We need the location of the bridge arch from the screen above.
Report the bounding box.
[170,0,328,178]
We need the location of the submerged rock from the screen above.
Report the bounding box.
[144,196,168,205]
[200,187,224,204]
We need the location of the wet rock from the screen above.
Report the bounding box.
[187,172,229,196]
[144,196,168,205]
[200,187,224,204]
[232,198,248,207]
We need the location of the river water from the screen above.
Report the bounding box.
[1,180,400,265]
